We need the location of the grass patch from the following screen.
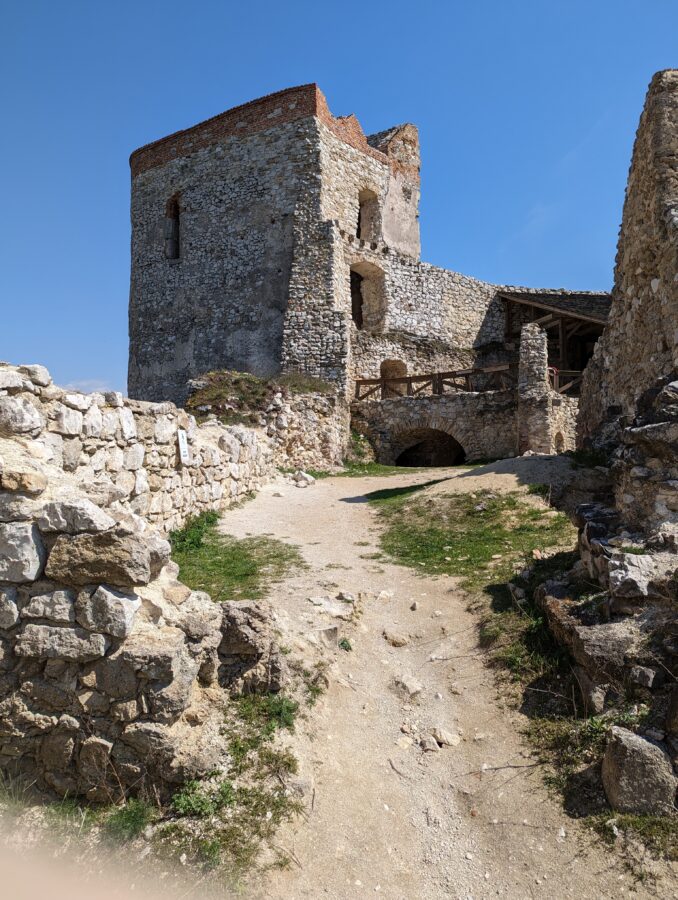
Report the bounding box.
[186,369,334,427]
[590,813,678,860]
[370,488,572,592]
[170,511,304,602]
[104,798,157,840]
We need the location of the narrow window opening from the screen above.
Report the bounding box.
[164,195,180,260]
[351,271,364,329]
[356,189,380,242]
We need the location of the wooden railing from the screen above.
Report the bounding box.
[354,364,514,401]
[548,368,583,395]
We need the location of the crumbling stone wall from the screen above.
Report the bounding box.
[0,364,272,536]
[578,71,678,442]
[0,362,286,799]
[517,323,578,454]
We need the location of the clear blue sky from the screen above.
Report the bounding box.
[2,1,676,392]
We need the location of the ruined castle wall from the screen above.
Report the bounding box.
[0,362,281,799]
[0,364,273,537]
[128,116,323,406]
[351,391,518,463]
[578,71,678,441]
[318,122,420,259]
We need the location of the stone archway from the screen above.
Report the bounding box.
[393,427,466,467]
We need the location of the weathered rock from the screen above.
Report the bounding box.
[601,726,677,815]
[0,396,44,434]
[14,624,108,661]
[420,733,440,752]
[383,629,409,647]
[22,589,76,624]
[18,364,51,387]
[431,726,461,747]
[394,674,423,698]
[0,492,39,522]
[573,666,608,715]
[0,523,46,582]
[36,497,115,534]
[51,403,83,436]
[76,585,141,638]
[0,587,19,629]
[45,530,153,587]
[0,468,47,495]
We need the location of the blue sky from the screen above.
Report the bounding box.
[2,0,676,393]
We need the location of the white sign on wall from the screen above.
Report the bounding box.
[177,429,191,465]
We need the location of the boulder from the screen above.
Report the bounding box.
[601,726,677,815]
[45,530,153,587]
[0,396,45,435]
[76,585,141,638]
[22,589,76,624]
[0,523,46,582]
[36,497,115,534]
[607,554,659,601]
[14,624,108,661]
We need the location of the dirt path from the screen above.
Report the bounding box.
[219,466,660,900]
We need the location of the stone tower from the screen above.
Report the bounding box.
[128,84,421,404]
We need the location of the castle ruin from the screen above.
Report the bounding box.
[128,84,609,462]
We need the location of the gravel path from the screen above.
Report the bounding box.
[219,465,665,900]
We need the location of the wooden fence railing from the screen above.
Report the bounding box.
[548,368,583,395]
[354,364,514,401]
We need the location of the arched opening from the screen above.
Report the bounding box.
[380,359,407,397]
[554,431,565,453]
[357,188,380,242]
[164,194,181,260]
[394,428,466,467]
[349,262,386,332]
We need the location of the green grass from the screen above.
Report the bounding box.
[590,813,678,860]
[186,369,334,426]
[104,798,157,840]
[170,511,304,601]
[369,488,572,592]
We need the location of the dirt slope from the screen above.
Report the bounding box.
[220,466,668,899]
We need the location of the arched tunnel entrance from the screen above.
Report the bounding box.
[394,428,466,467]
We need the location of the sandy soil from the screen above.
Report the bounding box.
[216,463,671,900]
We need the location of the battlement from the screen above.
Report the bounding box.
[130,83,419,179]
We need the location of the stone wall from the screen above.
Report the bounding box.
[516,323,578,454]
[351,391,519,463]
[265,392,350,471]
[578,71,678,442]
[0,363,272,536]
[0,362,285,799]
[128,114,322,406]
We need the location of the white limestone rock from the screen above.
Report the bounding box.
[0,586,19,629]
[0,369,28,392]
[52,403,83,436]
[82,404,103,437]
[22,589,76,624]
[0,396,45,434]
[0,523,46,582]
[76,585,141,638]
[63,392,92,412]
[118,407,137,441]
[37,497,115,534]
[19,364,52,387]
[14,623,108,661]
